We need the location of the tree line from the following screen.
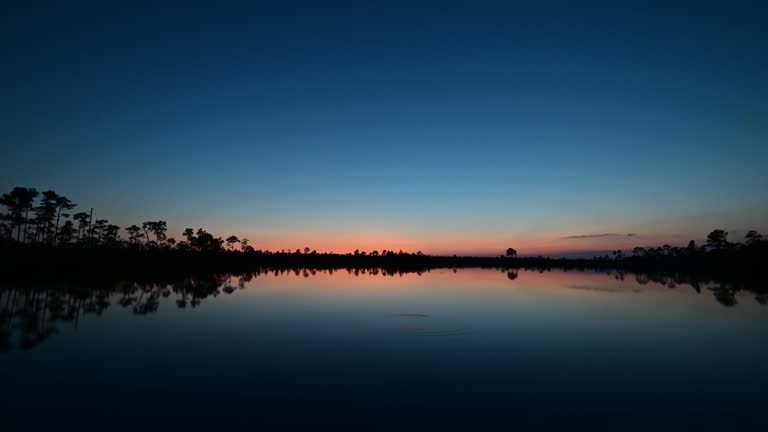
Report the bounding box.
[2,186,766,268]
[0,186,436,257]
[592,228,768,262]
[0,186,251,252]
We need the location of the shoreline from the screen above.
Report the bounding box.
[2,246,765,290]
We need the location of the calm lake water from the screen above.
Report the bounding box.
[2,268,766,429]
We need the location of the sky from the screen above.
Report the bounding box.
[1,0,767,256]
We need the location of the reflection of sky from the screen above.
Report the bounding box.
[3,269,767,428]
[2,2,767,255]
[7,269,766,353]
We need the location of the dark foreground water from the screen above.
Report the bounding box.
[2,268,766,430]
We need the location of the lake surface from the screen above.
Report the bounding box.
[2,268,766,429]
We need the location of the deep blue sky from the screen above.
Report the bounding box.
[2,1,767,255]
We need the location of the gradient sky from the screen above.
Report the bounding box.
[2,0,767,256]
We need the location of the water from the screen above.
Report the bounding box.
[2,268,766,429]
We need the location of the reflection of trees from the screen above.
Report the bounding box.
[1,287,63,352]
[550,268,763,308]
[2,266,766,353]
[756,294,767,305]
[0,273,233,352]
[712,283,737,307]
[1,267,439,351]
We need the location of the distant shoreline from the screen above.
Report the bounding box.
[3,186,766,286]
[2,245,765,290]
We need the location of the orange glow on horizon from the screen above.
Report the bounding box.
[222,229,681,257]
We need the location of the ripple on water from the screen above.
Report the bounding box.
[389,313,430,318]
[383,313,475,338]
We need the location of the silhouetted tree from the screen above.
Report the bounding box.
[103,224,121,246]
[506,248,517,258]
[92,219,108,244]
[126,225,144,245]
[183,228,195,243]
[58,220,76,245]
[143,221,167,245]
[52,194,76,247]
[18,187,39,242]
[34,190,63,245]
[745,230,763,245]
[686,240,697,255]
[0,187,39,241]
[72,212,90,241]
[141,222,153,246]
[226,236,240,250]
[706,229,729,250]
[191,228,223,252]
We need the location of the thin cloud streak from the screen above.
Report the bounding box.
[563,233,637,240]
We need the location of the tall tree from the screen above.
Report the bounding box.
[142,221,168,245]
[141,222,153,246]
[226,236,240,250]
[58,220,76,245]
[192,228,223,252]
[102,224,121,246]
[706,229,729,250]
[92,219,109,244]
[72,212,90,241]
[0,187,38,242]
[52,195,76,247]
[151,221,167,244]
[126,225,144,245]
[34,191,60,244]
[183,228,195,243]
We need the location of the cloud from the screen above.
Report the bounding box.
[563,233,637,239]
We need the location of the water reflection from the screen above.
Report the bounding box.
[1,267,764,353]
